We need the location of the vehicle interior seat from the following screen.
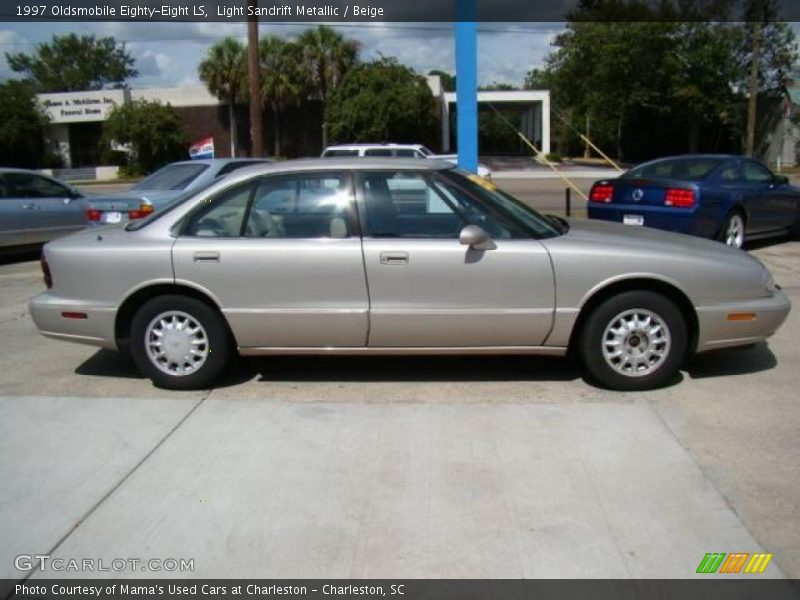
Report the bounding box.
[363,176,398,236]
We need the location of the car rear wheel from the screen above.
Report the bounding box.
[719,211,745,249]
[579,291,687,391]
[130,295,232,390]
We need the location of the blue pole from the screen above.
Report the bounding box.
[455,0,477,173]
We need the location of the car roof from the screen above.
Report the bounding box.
[639,154,739,163]
[324,143,425,149]
[227,157,454,179]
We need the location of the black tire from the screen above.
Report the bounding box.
[790,202,800,240]
[717,209,746,249]
[579,290,688,391]
[130,294,232,390]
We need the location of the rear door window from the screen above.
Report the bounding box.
[364,148,394,157]
[740,161,773,184]
[322,149,359,157]
[3,172,70,198]
[245,172,354,239]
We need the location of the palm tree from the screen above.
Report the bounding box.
[199,37,246,157]
[297,25,359,147]
[260,36,305,156]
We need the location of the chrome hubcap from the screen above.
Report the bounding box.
[145,311,209,376]
[725,214,744,248]
[602,309,671,377]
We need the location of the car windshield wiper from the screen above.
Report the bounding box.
[545,214,570,234]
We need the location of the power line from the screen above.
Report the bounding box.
[0,23,563,45]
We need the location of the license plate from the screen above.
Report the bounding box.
[623,214,644,226]
[103,211,122,224]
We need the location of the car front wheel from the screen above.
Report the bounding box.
[130,295,232,390]
[579,291,688,391]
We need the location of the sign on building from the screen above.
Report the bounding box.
[38,89,127,124]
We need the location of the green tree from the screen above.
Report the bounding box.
[326,57,437,146]
[298,25,359,147]
[529,0,797,160]
[260,36,306,157]
[102,99,186,174]
[199,37,246,157]
[0,81,49,167]
[5,34,136,92]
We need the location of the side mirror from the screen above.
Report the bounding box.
[459,225,495,251]
[774,175,789,185]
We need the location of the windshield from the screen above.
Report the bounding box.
[133,163,209,191]
[445,169,561,238]
[624,157,724,182]
[125,181,217,231]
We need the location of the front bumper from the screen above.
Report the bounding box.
[29,292,118,350]
[695,288,791,352]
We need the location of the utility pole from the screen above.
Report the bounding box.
[247,0,264,157]
[746,4,764,157]
[455,0,477,173]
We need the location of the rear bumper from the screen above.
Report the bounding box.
[587,202,705,235]
[29,292,118,350]
[695,289,791,352]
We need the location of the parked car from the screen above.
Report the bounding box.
[31,159,789,392]
[321,143,493,179]
[587,154,800,249]
[0,168,86,251]
[85,158,271,226]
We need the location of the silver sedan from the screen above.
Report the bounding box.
[30,159,791,391]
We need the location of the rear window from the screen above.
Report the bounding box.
[133,163,208,191]
[322,149,359,157]
[624,158,724,181]
[216,161,267,177]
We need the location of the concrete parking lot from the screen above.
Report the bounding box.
[0,206,798,578]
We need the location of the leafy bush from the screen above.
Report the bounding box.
[545,152,563,163]
[102,99,186,174]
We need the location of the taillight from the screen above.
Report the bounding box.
[85,208,102,221]
[41,256,52,289]
[590,184,614,203]
[664,188,695,208]
[128,203,154,220]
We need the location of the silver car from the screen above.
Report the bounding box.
[30,159,791,391]
[0,168,86,250]
[85,158,270,226]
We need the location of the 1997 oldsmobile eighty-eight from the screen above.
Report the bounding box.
[30,159,790,391]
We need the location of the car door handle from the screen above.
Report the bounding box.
[193,251,220,262]
[380,251,409,265]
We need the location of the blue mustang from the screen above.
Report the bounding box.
[587,154,800,248]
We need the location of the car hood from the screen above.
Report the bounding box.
[540,217,772,303]
[85,189,180,210]
[559,217,745,258]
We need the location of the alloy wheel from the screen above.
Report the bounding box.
[601,309,672,378]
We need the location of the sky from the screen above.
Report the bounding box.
[0,21,564,90]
